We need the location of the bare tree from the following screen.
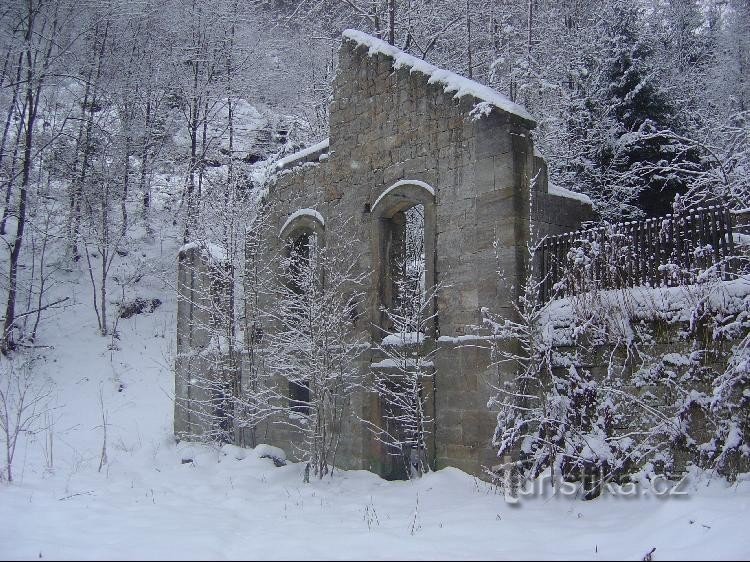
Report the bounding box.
[1,0,66,353]
[363,204,437,478]
[0,353,52,482]
[365,276,438,479]
[256,227,367,481]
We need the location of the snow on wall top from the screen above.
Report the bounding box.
[179,241,229,264]
[539,277,750,346]
[381,331,425,347]
[370,358,434,369]
[534,146,592,206]
[548,183,593,206]
[342,29,535,124]
[275,138,329,171]
[279,208,325,237]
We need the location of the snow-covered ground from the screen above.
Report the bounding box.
[4,442,750,561]
[1,236,749,561]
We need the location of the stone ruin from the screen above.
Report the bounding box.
[175,29,594,478]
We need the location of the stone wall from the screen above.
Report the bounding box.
[174,243,235,441]
[179,31,595,478]
[531,153,594,240]
[548,310,749,478]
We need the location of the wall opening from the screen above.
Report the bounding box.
[370,181,437,479]
[387,204,426,332]
[371,181,436,337]
[282,223,323,417]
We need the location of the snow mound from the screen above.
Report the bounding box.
[221,444,249,461]
[254,444,287,466]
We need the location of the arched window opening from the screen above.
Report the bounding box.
[389,204,426,333]
[289,379,310,415]
[286,231,317,296]
[370,181,437,479]
[283,229,320,416]
[371,180,435,337]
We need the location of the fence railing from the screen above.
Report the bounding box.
[538,206,742,302]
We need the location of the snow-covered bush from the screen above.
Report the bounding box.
[487,255,638,499]
[0,353,52,483]
[491,232,750,497]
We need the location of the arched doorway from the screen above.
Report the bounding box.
[370,180,437,479]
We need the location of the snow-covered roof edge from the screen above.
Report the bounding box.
[342,29,535,124]
[275,138,329,171]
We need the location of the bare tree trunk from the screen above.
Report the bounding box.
[120,35,141,239]
[31,209,51,342]
[525,0,533,107]
[66,58,93,256]
[388,0,396,45]
[0,52,24,236]
[140,99,152,224]
[369,1,382,38]
[100,184,109,337]
[197,95,210,202]
[1,0,61,353]
[0,46,13,87]
[70,21,109,261]
[2,40,36,353]
[466,0,473,79]
[0,120,23,237]
[0,52,23,168]
[100,253,107,337]
[184,55,201,243]
[121,118,131,239]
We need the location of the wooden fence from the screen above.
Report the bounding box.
[538,206,741,302]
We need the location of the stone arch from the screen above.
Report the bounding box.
[370,180,435,218]
[370,180,437,336]
[279,208,326,298]
[279,208,325,242]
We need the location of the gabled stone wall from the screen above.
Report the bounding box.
[178,30,594,478]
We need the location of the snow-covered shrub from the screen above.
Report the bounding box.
[0,353,52,483]
[491,233,750,496]
[707,330,750,475]
[488,274,641,499]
